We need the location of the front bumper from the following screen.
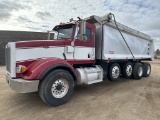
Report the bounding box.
[6,74,39,93]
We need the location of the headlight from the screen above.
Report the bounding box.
[16,65,27,73]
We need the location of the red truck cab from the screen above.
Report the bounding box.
[6,20,99,106]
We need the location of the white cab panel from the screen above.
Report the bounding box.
[74,46,95,60]
[16,47,64,61]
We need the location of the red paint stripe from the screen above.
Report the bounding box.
[67,60,95,64]
[17,58,95,65]
[16,40,95,48]
[16,46,65,49]
[16,40,66,48]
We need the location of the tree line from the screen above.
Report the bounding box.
[155,49,160,56]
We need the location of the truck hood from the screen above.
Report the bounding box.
[15,39,69,48]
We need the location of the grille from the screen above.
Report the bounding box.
[5,46,11,73]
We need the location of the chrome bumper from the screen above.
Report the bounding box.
[6,74,39,93]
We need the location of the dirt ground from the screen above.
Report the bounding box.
[0,60,160,120]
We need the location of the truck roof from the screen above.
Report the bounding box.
[53,23,75,31]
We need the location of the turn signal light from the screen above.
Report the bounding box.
[16,65,27,73]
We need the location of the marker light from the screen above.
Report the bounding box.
[16,65,27,73]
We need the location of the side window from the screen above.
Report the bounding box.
[76,28,91,41]
[86,28,91,41]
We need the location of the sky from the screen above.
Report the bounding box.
[0,0,160,50]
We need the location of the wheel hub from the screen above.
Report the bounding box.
[126,65,132,76]
[51,79,69,98]
[112,66,120,78]
[56,84,62,90]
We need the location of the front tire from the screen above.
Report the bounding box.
[39,69,74,106]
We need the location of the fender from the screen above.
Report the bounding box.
[21,57,77,81]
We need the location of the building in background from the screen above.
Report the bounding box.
[0,31,50,65]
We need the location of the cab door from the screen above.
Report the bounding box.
[74,24,95,60]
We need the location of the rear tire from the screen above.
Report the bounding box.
[122,62,133,78]
[39,69,74,106]
[132,63,143,80]
[142,62,151,77]
[108,63,121,81]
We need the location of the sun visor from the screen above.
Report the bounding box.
[85,15,102,24]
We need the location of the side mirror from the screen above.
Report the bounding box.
[80,20,86,35]
[79,20,87,42]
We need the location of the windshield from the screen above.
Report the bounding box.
[57,24,74,39]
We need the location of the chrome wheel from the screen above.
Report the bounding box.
[138,66,143,77]
[126,65,132,76]
[51,78,69,98]
[112,66,120,78]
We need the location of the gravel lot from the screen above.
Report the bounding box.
[0,60,160,120]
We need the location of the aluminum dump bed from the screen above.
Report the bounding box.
[86,15,154,61]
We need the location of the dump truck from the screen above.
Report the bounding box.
[5,13,154,106]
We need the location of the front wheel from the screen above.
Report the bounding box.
[38,69,74,106]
